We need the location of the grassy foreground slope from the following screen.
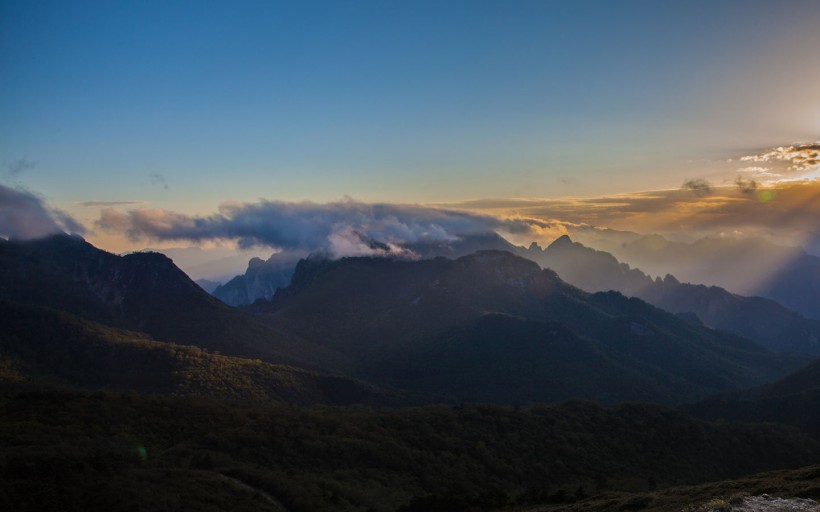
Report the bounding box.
[1,388,817,512]
[0,300,400,406]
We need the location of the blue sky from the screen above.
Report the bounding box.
[1,0,819,256]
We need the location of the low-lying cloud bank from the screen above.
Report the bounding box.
[95,199,550,258]
[0,184,85,240]
[443,179,820,254]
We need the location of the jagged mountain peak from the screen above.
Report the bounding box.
[548,234,574,248]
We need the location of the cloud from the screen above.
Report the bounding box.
[736,166,781,178]
[95,198,545,258]
[52,209,87,235]
[739,143,820,176]
[6,158,36,179]
[76,200,146,207]
[441,179,820,253]
[149,173,169,189]
[735,176,758,195]
[0,184,86,239]
[681,179,712,196]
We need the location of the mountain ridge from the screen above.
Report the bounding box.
[257,249,805,405]
[521,235,820,355]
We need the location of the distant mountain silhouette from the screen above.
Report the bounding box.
[257,250,804,405]
[213,232,518,306]
[521,236,820,355]
[213,250,307,306]
[609,235,820,320]
[0,234,337,368]
[194,278,221,293]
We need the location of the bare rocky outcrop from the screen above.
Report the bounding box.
[713,494,820,511]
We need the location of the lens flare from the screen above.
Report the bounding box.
[758,190,775,202]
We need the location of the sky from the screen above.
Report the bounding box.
[1,0,819,273]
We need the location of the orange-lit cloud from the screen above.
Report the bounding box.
[442,179,820,252]
[734,143,820,179]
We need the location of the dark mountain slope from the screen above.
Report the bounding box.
[378,313,685,405]
[522,235,820,355]
[687,357,820,438]
[0,235,335,367]
[213,233,517,306]
[261,250,803,405]
[0,300,399,406]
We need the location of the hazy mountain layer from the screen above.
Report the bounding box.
[609,235,820,320]
[521,235,820,355]
[212,250,307,306]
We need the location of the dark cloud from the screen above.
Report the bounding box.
[96,199,549,258]
[735,176,758,195]
[681,179,713,196]
[0,184,86,239]
[149,173,169,189]
[6,158,36,178]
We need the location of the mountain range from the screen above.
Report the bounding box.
[213,233,516,307]
[4,232,820,511]
[609,235,820,320]
[251,250,806,405]
[1,234,809,406]
[522,235,820,355]
[212,231,820,357]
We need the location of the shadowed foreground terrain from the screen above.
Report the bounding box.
[1,387,818,512]
[525,465,820,511]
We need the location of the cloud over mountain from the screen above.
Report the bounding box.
[444,180,820,253]
[96,198,547,257]
[0,184,85,240]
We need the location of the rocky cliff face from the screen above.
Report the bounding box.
[213,251,306,306]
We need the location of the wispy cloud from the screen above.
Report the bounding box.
[5,158,36,179]
[736,166,781,179]
[76,200,147,207]
[681,179,712,196]
[0,184,86,239]
[149,173,169,189]
[95,198,548,258]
